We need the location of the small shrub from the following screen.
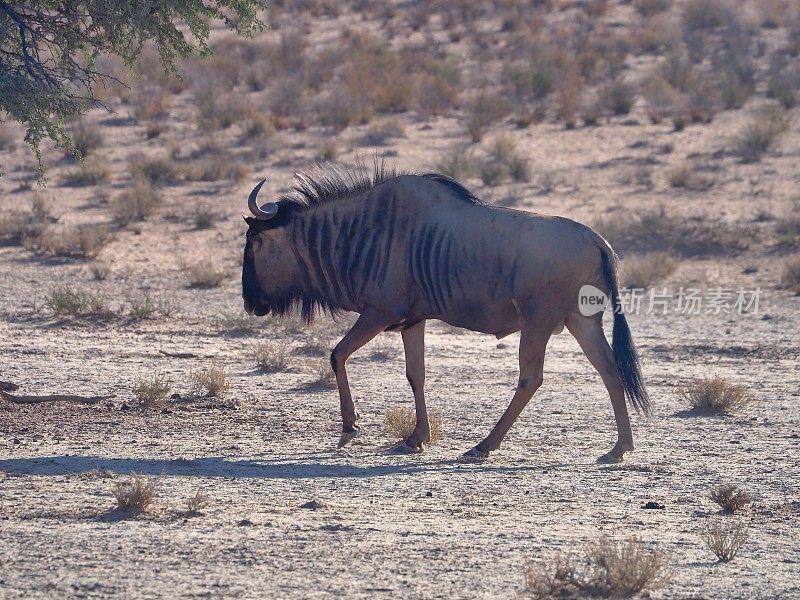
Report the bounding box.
[194,86,249,130]
[27,225,111,259]
[465,92,509,143]
[215,311,260,335]
[185,260,227,289]
[384,406,443,445]
[90,262,110,281]
[189,364,229,398]
[524,536,667,598]
[710,484,752,514]
[317,140,339,161]
[679,377,756,415]
[735,106,791,164]
[131,83,172,121]
[362,118,406,145]
[254,341,288,373]
[181,158,250,183]
[508,154,531,183]
[434,147,477,182]
[109,183,161,225]
[127,292,158,320]
[112,474,158,513]
[61,159,111,186]
[131,372,172,409]
[667,164,713,191]
[193,205,219,230]
[479,160,506,186]
[185,491,211,514]
[701,519,749,562]
[67,120,104,157]
[780,255,800,294]
[622,252,678,289]
[129,153,181,185]
[599,78,637,116]
[45,286,113,318]
[306,356,336,390]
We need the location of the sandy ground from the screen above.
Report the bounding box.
[2,3,800,597]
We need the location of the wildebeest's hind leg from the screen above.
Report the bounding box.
[395,321,429,453]
[332,309,396,448]
[463,321,552,460]
[565,314,634,463]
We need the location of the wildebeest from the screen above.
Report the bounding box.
[242,164,649,463]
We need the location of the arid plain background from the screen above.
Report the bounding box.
[1,0,799,598]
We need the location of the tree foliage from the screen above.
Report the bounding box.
[0,0,267,177]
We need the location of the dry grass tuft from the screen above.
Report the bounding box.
[779,255,800,294]
[525,536,667,598]
[701,519,749,562]
[735,106,792,163]
[67,120,104,157]
[112,474,158,513]
[109,183,161,225]
[622,252,678,289]
[45,286,113,318]
[384,406,443,445]
[25,224,111,259]
[253,341,288,373]
[131,372,172,409]
[435,146,477,182]
[678,377,756,415]
[129,153,181,185]
[61,159,111,186]
[185,491,211,514]
[189,364,230,398]
[710,484,752,514]
[667,164,713,191]
[185,260,227,289]
[306,356,336,389]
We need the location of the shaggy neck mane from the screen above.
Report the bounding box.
[278,162,483,209]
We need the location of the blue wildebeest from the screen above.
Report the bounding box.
[242,164,649,462]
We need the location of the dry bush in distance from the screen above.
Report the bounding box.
[385,405,443,445]
[131,372,172,409]
[621,252,678,289]
[112,474,158,513]
[25,224,111,259]
[185,259,227,289]
[185,491,211,514]
[306,356,336,390]
[780,255,800,294]
[678,377,756,415]
[109,183,161,226]
[735,106,792,163]
[253,341,288,373]
[435,146,477,182]
[701,519,749,562]
[667,163,713,191]
[189,364,230,398]
[67,119,104,157]
[61,158,111,186]
[524,536,667,598]
[710,484,752,514]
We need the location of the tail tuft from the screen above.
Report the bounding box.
[600,248,651,414]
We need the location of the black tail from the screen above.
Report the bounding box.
[600,248,651,415]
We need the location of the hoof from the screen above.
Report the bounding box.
[462,446,489,461]
[391,441,422,454]
[337,427,360,448]
[597,452,623,464]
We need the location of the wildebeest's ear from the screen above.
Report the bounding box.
[244,216,267,229]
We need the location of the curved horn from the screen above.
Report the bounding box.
[248,179,278,220]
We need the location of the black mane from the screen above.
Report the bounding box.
[279,162,483,209]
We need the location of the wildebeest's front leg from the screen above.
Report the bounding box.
[332,309,395,448]
[396,320,429,453]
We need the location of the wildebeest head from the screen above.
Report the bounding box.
[242,180,301,317]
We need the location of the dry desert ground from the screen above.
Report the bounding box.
[1,1,800,598]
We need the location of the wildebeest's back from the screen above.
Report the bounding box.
[359,175,603,334]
